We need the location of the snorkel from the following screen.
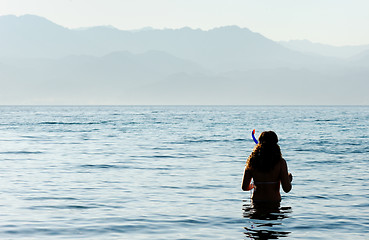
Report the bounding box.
[252,129,258,144]
[248,129,258,191]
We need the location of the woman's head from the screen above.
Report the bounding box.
[258,131,278,145]
[246,131,282,172]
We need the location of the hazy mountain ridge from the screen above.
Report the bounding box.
[0,15,343,70]
[280,40,369,59]
[0,14,368,105]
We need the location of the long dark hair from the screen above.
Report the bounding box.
[246,131,282,172]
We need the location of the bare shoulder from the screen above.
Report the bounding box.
[278,158,289,175]
[280,158,287,167]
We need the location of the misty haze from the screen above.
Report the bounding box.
[1,15,368,105]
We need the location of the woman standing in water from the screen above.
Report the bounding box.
[242,131,292,202]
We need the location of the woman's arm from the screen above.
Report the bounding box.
[242,168,254,191]
[280,159,292,193]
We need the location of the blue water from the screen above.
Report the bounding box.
[0,106,368,239]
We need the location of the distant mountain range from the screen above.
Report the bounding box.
[280,40,369,59]
[0,14,368,105]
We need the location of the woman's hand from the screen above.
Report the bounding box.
[288,173,293,182]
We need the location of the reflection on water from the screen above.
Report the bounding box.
[243,200,292,239]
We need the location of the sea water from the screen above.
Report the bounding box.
[0,105,368,239]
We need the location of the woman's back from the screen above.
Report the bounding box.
[250,159,291,202]
[242,131,292,202]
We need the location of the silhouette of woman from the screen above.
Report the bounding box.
[242,131,292,203]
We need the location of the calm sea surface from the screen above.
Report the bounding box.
[0,106,368,239]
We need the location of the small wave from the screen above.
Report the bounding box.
[151,155,175,158]
[133,166,172,171]
[79,164,129,169]
[244,227,290,239]
[188,184,225,189]
[152,147,174,150]
[38,121,112,125]
[21,135,39,139]
[186,139,223,143]
[132,154,202,159]
[39,121,84,125]
[160,185,180,189]
[353,203,369,208]
[28,204,97,210]
[23,196,78,201]
[306,159,343,165]
[314,119,336,122]
[174,219,208,224]
[0,151,43,154]
[233,138,247,142]
[172,138,245,144]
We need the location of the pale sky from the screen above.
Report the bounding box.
[1,0,369,46]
